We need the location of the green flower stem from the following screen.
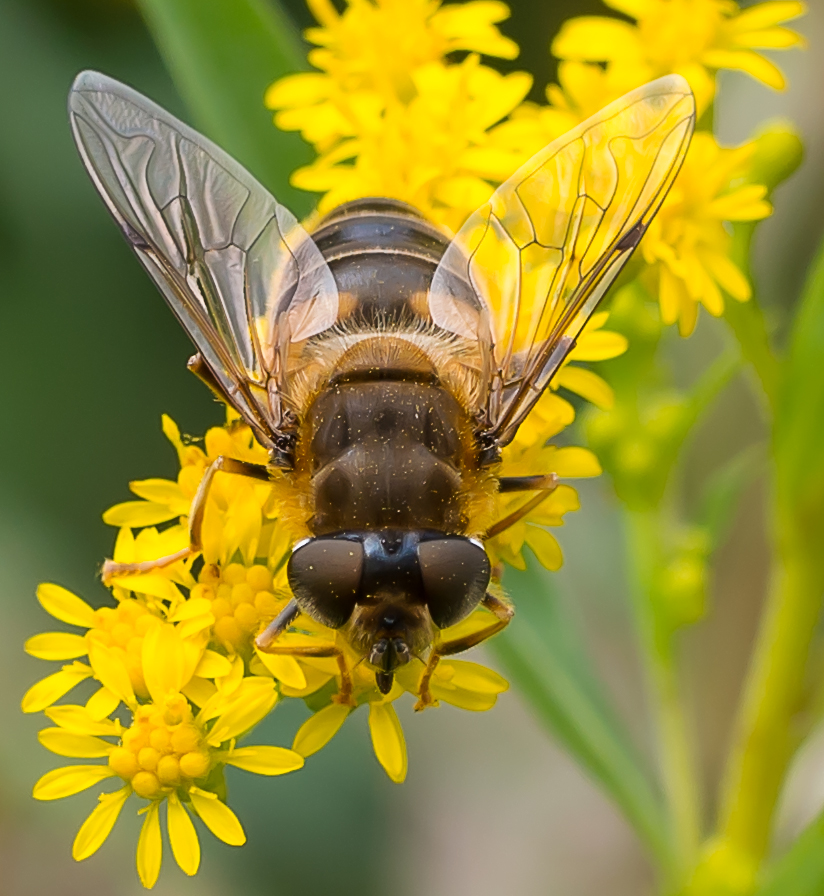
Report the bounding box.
[714,521,824,871]
[726,223,780,416]
[624,507,702,879]
[722,295,778,416]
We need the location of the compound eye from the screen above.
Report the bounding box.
[287,538,364,628]
[418,537,490,629]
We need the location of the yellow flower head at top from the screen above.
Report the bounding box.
[552,0,807,114]
[267,0,532,230]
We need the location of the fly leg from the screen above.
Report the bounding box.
[258,639,355,707]
[255,599,300,650]
[415,593,514,711]
[101,456,271,583]
[255,608,354,706]
[487,473,559,538]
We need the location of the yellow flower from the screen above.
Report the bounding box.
[267,0,532,230]
[22,584,169,715]
[283,55,531,232]
[268,0,517,150]
[639,132,772,335]
[291,608,509,782]
[33,627,302,887]
[552,0,806,113]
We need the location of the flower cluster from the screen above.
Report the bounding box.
[24,412,515,887]
[269,0,804,334]
[266,0,531,231]
[496,0,802,334]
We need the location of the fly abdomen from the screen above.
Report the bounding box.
[306,377,470,535]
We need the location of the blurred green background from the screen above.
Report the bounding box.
[0,1,822,894]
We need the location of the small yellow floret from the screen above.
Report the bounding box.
[179,751,210,779]
[109,746,140,779]
[138,747,160,771]
[156,755,181,786]
[132,770,161,799]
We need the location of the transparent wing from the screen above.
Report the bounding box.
[69,70,339,451]
[429,75,695,447]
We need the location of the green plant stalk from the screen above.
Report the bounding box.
[624,507,702,879]
[714,529,824,870]
[726,223,779,416]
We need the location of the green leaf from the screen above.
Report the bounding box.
[136,0,313,214]
[491,555,673,867]
[774,231,824,547]
[756,813,824,896]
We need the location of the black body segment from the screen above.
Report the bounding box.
[311,198,476,327]
[288,530,491,633]
[306,379,469,535]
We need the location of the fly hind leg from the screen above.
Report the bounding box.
[415,593,513,711]
[101,456,271,583]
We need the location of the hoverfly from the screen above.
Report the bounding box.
[69,70,694,706]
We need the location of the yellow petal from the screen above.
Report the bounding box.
[732,26,806,49]
[167,793,201,876]
[86,686,122,720]
[22,663,93,713]
[552,17,640,61]
[33,764,115,800]
[161,414,187,465]
[264,72,331,109]
[292,704,351,757]
[200,502,223,567]
[72,786,131,860]
[169,597,213,622]
[86,641,135,707]
[554,367,614,410]
[525,526,564,571]
[129,478,186,505]
[429,683,498,711]
[25,632,88,661]
[36,583,95,628]
[659,265,685,327]
[183,677,218,708]
[45,705,119,736]
[194,650,233,679]
[38,728,113,758]
[254,649,308,690]
[142,624,186,704]
[569,330,628,361]
[707,185,772,221]
[732,1,806,30]
[111,573,183,603]
[137,801,162,889]
[368,703,407,783]
[549,446,602,477]
[225,746,305,775]
[103,501,179,528]
[228,484,262,566]
[189,789,246,846]
[701,49,786,90]
[438,660,509,695]
[702,251,752,302]
[207,680,277,746]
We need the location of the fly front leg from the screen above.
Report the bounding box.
[414,593,514,711]
[487,473,560,539]
[255,599,300,650]
[257,639,355,707]
[101,456,271,583]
